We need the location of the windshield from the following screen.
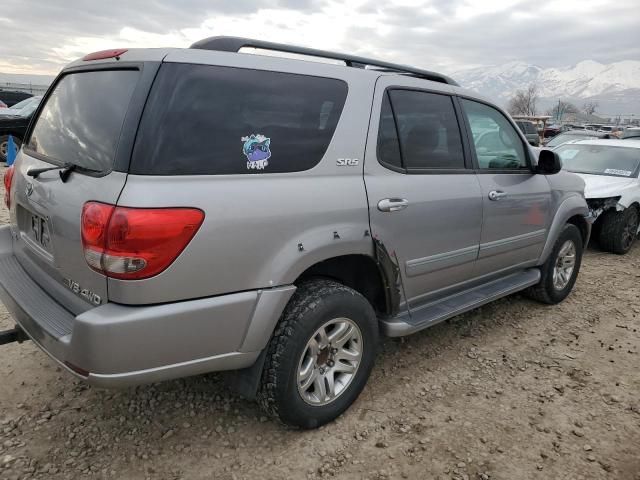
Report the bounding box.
[558,144,640,178]
[27,70,139,172]
[547,132,599,147]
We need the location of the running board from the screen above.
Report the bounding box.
[381,269,541,337]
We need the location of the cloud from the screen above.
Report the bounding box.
[0,0,638,75]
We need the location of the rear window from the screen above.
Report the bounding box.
[27,69,140,172]
[131,64,348,175]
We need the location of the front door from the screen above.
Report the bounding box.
[364,79,483,309]
[458,98,551,277]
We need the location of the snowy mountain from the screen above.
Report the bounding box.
[454,60,640,116]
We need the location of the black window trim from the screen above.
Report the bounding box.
[456,94,535,174]
[376,86,473,175]
[22,61,161,177]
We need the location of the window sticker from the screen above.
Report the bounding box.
[604,168,633,177]
[559,149,579,160]
[242,134,271,170]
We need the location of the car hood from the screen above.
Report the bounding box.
[574,173,636,199]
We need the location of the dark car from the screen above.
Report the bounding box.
[0,96,41,163]
[0,90,33,107]
[515,120,540,146]
[543,124,561,139]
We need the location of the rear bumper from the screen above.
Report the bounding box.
[0,225,295,387]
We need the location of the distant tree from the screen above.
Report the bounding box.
[507,84,538,116]
[582,101,599,116]
[547,101,579,121]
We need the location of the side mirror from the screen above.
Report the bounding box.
[536,149,562,175]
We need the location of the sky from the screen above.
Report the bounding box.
[0,0,638,76]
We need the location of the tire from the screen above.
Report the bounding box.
[525,224,583,305]
[0,135,21,164]
[257,279,378,429]
[598,207,639,255]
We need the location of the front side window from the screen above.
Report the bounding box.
[461,99,528,170]
[131,64,348,175]
[377,89,465,171]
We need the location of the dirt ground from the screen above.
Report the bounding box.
[0,168,638,480]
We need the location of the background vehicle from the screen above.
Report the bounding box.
[0,90,33,107]
[0,38,590,428]
[0,96,41,163]
[515,120,540,146]
[557,139,640,254]
[546,129,613,148]
[598,125,625,138]
[542,124,561,140]
[622,127,640,140]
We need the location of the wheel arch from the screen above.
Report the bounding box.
[539,195,590,264]
[295,252,397,318]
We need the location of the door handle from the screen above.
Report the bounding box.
[378,198,409,212]
[488,190,508,201]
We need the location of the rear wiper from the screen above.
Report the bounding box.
[27,164,103,183]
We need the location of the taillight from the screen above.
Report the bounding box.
[3,165,15,209]
[81,202,204,280]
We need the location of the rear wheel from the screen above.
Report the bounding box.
[0,135,21,164]
[257,279,378,429]
[598,207,639,255]
[526,224,583,304]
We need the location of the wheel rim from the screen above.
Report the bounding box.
[0,141,7,158]
[621,210,639,250]
[553,240,576,290]
[297,317,363,406]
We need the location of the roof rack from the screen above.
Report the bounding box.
[189,36,459,86]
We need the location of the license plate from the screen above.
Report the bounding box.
[29,212,52,252]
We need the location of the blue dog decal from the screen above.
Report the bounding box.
[242,134,271,170]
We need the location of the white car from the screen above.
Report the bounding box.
[556,139,640,254]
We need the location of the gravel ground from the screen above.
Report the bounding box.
[0,166,639,480]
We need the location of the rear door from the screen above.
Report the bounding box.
[364,78,483,309]
[458,98,551,277]
[9,64,157,314]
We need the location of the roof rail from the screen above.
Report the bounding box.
[189,36,459,86]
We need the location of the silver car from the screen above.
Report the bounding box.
[0,38,590,428]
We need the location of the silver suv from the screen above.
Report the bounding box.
[0,38,590,428]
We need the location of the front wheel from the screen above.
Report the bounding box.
[525,224,583,304]
[598,207,639,255]
[257,279,378,429]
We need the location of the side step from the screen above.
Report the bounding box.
[381,269,541,337]
[0,326,29,346]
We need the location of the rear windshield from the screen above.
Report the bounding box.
[26,69,140,172]
[130,64,348,175]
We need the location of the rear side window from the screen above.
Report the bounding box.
[377,89,465,171]
[27,70,140,172]
[131,64,348,175]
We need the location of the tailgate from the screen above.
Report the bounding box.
[8,65,155,315]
